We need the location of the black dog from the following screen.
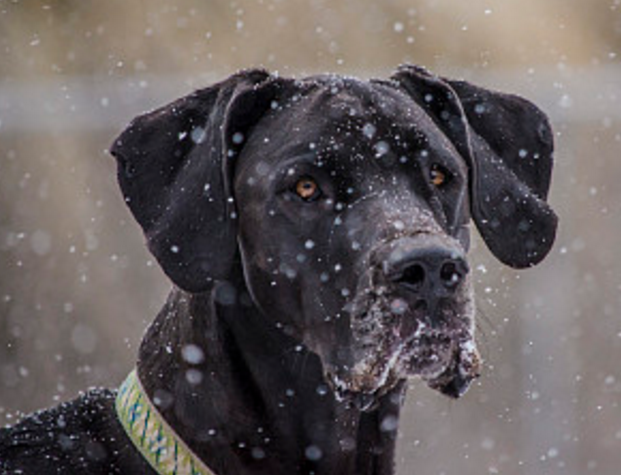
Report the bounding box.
[0,65,557,475]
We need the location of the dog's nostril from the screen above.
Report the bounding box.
[440,261,462,288]
[396,264,426,288]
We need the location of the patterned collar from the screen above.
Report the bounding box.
[116,369,216,475]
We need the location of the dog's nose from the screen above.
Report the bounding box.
[386,245,468,295]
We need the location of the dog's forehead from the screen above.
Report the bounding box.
[240,75,460,175]
[295,76,432,138]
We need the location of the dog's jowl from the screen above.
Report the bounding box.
[0,65,557,475]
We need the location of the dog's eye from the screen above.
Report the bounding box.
[430,164,450,187]
[294,177,322,201]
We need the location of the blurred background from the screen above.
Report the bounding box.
[0,1,620,473]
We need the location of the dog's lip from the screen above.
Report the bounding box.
[422,339,481,398]
[325,325,478,403]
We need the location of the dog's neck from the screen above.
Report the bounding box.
[135,282,405,475]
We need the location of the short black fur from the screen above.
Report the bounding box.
[1,65,557,475]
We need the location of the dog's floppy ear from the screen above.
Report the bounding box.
[110,69,288,292]
[392,65,558,268]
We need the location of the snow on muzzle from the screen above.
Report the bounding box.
[329,234,480,406]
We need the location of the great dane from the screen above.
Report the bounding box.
[0,65,557,474]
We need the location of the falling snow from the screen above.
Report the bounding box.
[0,3,618,475]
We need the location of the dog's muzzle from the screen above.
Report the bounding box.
[333,234,480,406]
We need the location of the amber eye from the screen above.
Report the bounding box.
[295,177,321,201]
[430,164,449,187]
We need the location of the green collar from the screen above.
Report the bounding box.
[116,369,216,475]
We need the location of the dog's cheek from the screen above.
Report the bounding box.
[238,230,324,339]
[279,247,359,363]
[238,244,298,324]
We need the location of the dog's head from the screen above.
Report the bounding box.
[111,66,557,406]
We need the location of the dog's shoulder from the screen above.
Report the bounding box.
[0,388,154,475]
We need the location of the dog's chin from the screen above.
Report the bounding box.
[419,338,481,399]
[327,322,480,410]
